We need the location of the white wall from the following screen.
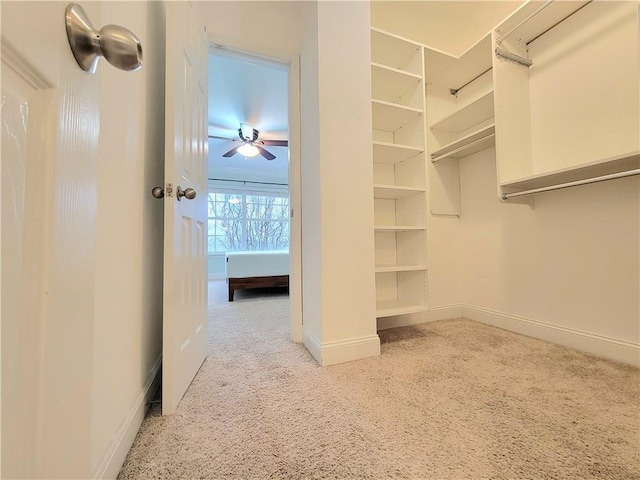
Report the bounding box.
[316,1,377,346]
[300,1,324,347]
[199,1,306,60]
[300,1,380,364]
[91,2,165,477]
[201,1,379,364]
[459,148,640,358]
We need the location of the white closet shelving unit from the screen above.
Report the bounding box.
[424,35,497,215]
[371,27,428,319]
[493,0,640,201]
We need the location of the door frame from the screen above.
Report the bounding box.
[208,43,303,342]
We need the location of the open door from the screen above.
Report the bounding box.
[162,1,209,415]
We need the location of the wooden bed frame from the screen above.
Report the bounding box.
[228,275,289,301]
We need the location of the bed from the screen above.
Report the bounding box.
[225,250,289,301]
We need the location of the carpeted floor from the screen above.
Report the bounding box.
[118,281,640,479]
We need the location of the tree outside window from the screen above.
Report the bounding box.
[208,190,289,254]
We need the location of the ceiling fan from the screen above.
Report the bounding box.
[209,123,288,161]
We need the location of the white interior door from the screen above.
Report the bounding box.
[162,1,209,415]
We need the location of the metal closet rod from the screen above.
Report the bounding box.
[502,169,640,200]
[449,67,492,96]
[494,0,594,67]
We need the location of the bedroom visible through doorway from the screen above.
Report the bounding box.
[206,47,292,332]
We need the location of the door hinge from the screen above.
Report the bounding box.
[291,209,294,218]
[166,183,174,197]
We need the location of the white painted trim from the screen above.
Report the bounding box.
[1,40,52,89]
[463,305,640,367]
[377,305,463,330]
[206,43,303,345]
[302,329,381,366]
[320,335,381,366]
[288,55,303,344]
[302,328,322,364]
[92,355,162,479]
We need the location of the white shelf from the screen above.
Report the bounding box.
[373,141,423,165]
[375,264,427,273]
[371,62,422,105]
[431,124,495,162]
[424,35,492,89]
[372,100,422,133]
[374,225,425,232]
[430,91,494,133]
[500,151,640,191]
[496,1,591,46]
[371,27,423,76]
[376,299,428,318]
[374,184,425,199]
[371,25,428,324]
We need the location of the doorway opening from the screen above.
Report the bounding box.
[206,46,301,341]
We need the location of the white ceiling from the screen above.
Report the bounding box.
[371,1,523,56]
[208,50,289,184]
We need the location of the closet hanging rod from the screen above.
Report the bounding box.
[449,67,492,96]
[501,169,640,200]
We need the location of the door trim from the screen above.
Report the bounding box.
[207,44,303,342]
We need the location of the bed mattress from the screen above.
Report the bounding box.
[225,250,289,278]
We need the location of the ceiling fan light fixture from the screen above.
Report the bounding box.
[237,143,259,157]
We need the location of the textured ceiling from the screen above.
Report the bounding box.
[208,50,289,184]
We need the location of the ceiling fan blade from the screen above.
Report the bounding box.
[208,134,236,140]
[256,145,276,161]
[222,146,240,157]
[261,139,288,147]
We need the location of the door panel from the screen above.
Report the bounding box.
[163,1,209,415]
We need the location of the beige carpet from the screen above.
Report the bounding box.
[118,282,639,479]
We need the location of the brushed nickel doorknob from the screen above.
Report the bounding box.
[65,3,143,74]
[151,187,164,199]
[176,187,196,201]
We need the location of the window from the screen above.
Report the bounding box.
[208,189,289,254]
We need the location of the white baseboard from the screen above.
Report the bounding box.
[303,328,381,366]
[377,305,463,330]
[306,305,639,367]
[93,355,162,479]
[463,305,640,367]
[302,328,322,364]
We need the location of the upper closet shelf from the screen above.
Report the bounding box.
[372,100,422,132]
[424,34,492,90]
[430,91,493,133]
[373,141,423,165]
[371,27,423,76]
[501,151,640,191]
[431,124,495,162]
[496,0,592,46]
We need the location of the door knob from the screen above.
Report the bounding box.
[177,187,196,201]
[65,3,143,74]
[151,187,164,199]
